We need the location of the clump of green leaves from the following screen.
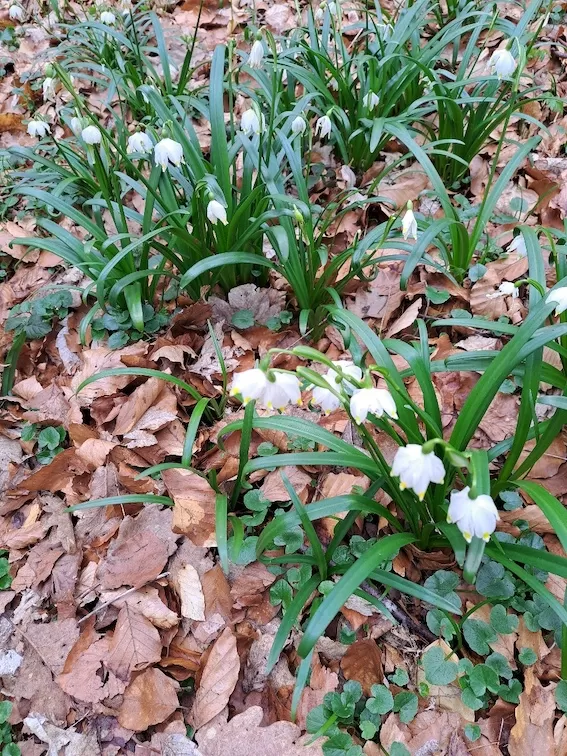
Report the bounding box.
[5,290,73,341]
[91,304,169,349]
[0,701,20,756]
[0,550,11,590]
[21,424,67,465]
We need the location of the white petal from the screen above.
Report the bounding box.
[230,369,267,403]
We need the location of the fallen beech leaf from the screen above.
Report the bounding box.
[96,530,169,589]
[202,564,233,622]
[107,604,162,681]
[508,666,556,755]
[75,438,117,468]
[173,564,206,621]
[114,377,165,436]
[191,627,240,730]
[341,639,384,696]
[118,667,180,731]
[71,344,148,407]
[163,468,217,547]
[260,466,311,503]
[24,618,80,676]
[386,297,422,337]
[100,586,179,630]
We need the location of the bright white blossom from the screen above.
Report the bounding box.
[230,369,301,411]
[363,91,380,110]
[350,387,397,424]
[42,77,56,101]
[487,281,518,299]
[315,5,324,20]
[27,120,50,138]
[447,486,499,543]
[291,116,307,136]
[207,199,228,225]
[70,117,82,135]
[402,204,417,240]
[241,108,264,136]
[154,138,184,171]
[127,131,153,154]
[81,125,102,144]
[8,4,24,21]
[312,361,363,415]
[391,444,445,501]
[328,1,337,13]
[315,114,332,139]
[490,49,516,79]
[508,233,527,257]
[547,287,567,316]
[100,10,116,24]
[248,39,264,69]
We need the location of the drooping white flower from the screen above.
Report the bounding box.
[312,360,362,415]
[315,114,332,139]
[547,287,567,316]
[127,131,153,154]
[207,199,228,225]
[490,49,516,79]
[328,1,337,14]
[42,77,56,101]
[70,116,82,136]
[402,204,417,240]
[291,115,307,136]
[100,10,116,24]
[315,5,324,20]
[508,233,527,257]
[363,91,380,110]
[27,120,50,138]
[241,108,264,136]
[229,369,301,410]
[154,138,184,171]
[487,281,518,299]
[248,39,264,69]
[447,486,499,543]
[81,125,102,144]
[350,387,397,424]
[8,4,24,21]
[391,444,445,501]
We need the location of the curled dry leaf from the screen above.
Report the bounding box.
[96,530,169,590]
[164,468,217,547]
[191,627,240,731]
[340,639,384,697]
[173,563,206,621]
[508,666,556,756]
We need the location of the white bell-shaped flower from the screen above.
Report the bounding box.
[42,77,56,101]
[508,233,527,257]
[490,49,516,79]
[27,120,50,138]
[547,287,567,316]
[70,117,82,136]
[248,39,264,69]
[487,281,518,299]
[9,4,24,20]
[127,131,153,153]
[81,125,102,144]
[363,91,380,110]
[100,10,116,24]
[263,372,302,410]
[241,108,264,136]
[312,360,362,415]
[350,387,397,424]
[402,204,417,240]
[154,138,184,171]
[207,199,228,225]
[291,116,307,136]
[447,486,499,543]
[391,444,445,501]
[230,369,268,405]
[315,115,332,139]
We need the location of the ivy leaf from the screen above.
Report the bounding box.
[463,618,498,655]
[490,604,519,635]
[421,647,458,686]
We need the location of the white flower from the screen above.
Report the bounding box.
[328,1,337,13]
[508,233,527,257]
[490,49,516,79]
[27,120,50,138]
[248,39,264,69]
[291,115,307,136]
[8,4,24,21]
[315,115,332,139]
[127,131,153,154]
[350,387,397,424]
[315,5,324,20]
[487,281,518,299]
[81,125,102,144]
[402,206,417,240]
[447,486,499,543]
[241,108,264,136]
[154,138,184,171]
[363,91,380,110]
[100,10,116,24]
[42,77,56,101]
[391,444,445,501]
[547,287,567,316]
[207,199,228,225]
[229,369,301,410]
[312,360,362,415]
[70,116,82,135]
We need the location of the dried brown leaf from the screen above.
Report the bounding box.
[96,530,169,589]
[164,468,217,547]
[107,604,162,681]
[118,667,180,731]
[340,639,383,697]
[191,627,240,730]
[508,666,556,755]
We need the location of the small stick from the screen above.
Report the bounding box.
[78,571,170,624]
